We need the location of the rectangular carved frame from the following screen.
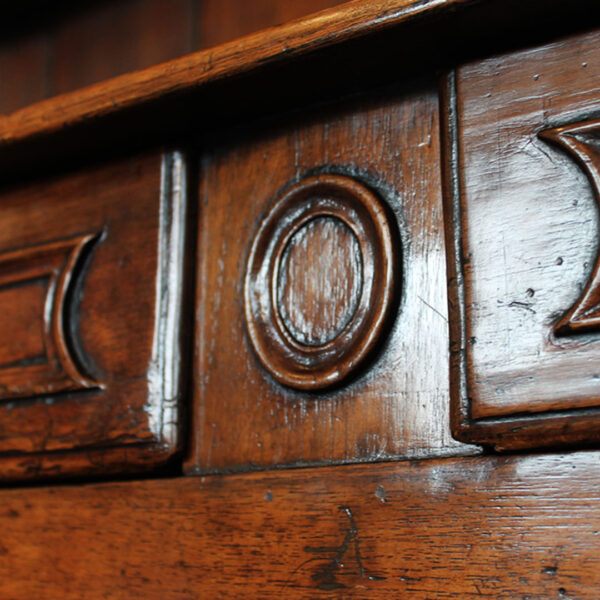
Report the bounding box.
[442,71,600,451]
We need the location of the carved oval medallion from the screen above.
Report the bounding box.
[244,174,399,390]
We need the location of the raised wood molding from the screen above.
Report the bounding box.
[0,234,100,399]
[0,0,464,147]
[244,174,398,390]
[0,150,189,481]
[443,28,600,450]
[187,82,476,474]
[0,2,594,188]
[2,451,600,598]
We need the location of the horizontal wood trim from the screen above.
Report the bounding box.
[0,443,176,482]
[1,451,600,598]
[0,0,467,146]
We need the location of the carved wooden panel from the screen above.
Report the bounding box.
[444,29,600,450]
[540,118,600,335]
[0,234,99,399]
[0,150,188,480]
[244,174,399,390]
[187,84,477,474]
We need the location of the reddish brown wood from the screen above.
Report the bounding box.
[52,1,142,96]
[278,216,361,345]
[444,28,600,450]
[0,0,469,147]
[195,0,347,49]
[0,150,189,480]
[539,118,600,335]
[1,451,600,598]
[244,174,398,390]
[0,0,347,115]
[0,33,50,114]
[0,234,98,399]
[0,277,46,366]
[4,6,600,600]
[187,82,477,474]
[136,0,195,66]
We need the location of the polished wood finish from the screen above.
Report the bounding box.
[187,83,476,474]
[0,234,98,399]
[2,0,600,597]
[244,174,398,390]
[540,117,600,335]
[278,216,361,345]
[0,0,347,115]
[0,150,189,480]
[445,28,600,450]
[2,0,595,187]
[0,0,469,148]
[2,451,600,598]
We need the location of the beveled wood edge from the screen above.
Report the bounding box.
[0,0,467,147]
[0,442,177,483]
[148,150,189,450]
[440,71,600,452]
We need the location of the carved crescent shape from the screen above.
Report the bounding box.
[0,234,100,400]
[244,174,399,390]
[540,119,600,335]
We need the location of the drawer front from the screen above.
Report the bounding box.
[445,29,600,449]
[186,83,475,474]
[0,150,188,479]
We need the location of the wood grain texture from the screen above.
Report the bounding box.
[0,0,471,147]
[244,174,398,390]
[0,0,347,114]
[0,234,99,399]
[2,451,600,598]
[188,80,477,474]
[278,216,362,346]
[0,150,189,480]
[1,0,595,185]
[444,28,600,450]
[0,278,46,366]
[540,117,600,335]
[0,0,194,115]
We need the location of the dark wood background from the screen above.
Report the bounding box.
[0,0,345,115]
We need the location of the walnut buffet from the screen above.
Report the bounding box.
[1,0,600,597]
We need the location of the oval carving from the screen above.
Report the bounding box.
[277,216,363,346]
[244,174,399,390]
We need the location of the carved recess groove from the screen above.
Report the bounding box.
[540,118,600,335]
[244,174,399,390]
[0,234,100,400]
